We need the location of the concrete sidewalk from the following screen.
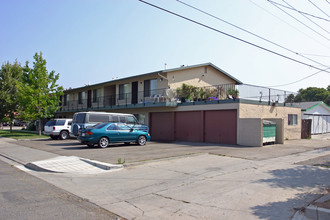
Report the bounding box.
[0,136,329,219]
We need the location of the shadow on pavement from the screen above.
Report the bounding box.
[251,192,322,220]
[251,166,330,219]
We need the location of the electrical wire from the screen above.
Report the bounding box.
[282,0,330,36]
[267,67,330,87]
[299,53,330,57]
[308,0,330,18]
[266,0,330,21]
[138,0,330,74]
[176,0,329,68]
[248,0,330,49]
[268,0,330,42]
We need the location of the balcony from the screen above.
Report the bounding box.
[58,84,296,113]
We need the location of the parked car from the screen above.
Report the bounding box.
[78,122,151,148]
[43,119,72,140]
[70,111,149,137]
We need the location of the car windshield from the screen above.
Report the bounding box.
[93,122,109,129]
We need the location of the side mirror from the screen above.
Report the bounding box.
[130,128,134,132]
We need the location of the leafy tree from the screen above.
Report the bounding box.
[18,52,63,135]
[294,86,330,105]
[285,94,295,103]
[0,61,23,132]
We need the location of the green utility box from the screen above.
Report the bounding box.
[263,120,276,144]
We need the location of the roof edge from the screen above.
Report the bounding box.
[306,101,330,111]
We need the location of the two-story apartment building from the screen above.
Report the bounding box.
[56,63,301,147]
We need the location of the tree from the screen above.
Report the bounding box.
[285,94,295,103]
[0,61,23,132]
[18,52,63,135]
[293,86,330,105]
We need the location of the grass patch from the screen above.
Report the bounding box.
[0,130,48,140]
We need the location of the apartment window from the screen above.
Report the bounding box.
[93,89,100,103]
[63,94,68,106]
[288,114,298,125]
[78,92,85,104]
[144,79,158,97]
[119,84,130,100]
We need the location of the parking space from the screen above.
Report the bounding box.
[15,135,330,165]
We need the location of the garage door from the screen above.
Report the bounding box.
[204,110,237,144]
[150,112,174,141]
[150,110,237,144]
[175,111,203,142]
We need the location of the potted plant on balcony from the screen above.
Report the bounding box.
[227,88,239,100]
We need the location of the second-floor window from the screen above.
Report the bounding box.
[63,94,69,106]
[119,84,130,100]
[78,92,85,104]
[144,79,158,97]
[93,89,100,103]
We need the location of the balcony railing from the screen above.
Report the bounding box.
[58,84,297,112]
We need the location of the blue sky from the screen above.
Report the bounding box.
[1,0,329,92]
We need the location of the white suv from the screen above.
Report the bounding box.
[43,119,72,140]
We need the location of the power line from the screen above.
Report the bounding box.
[176,0,329,68]
[138,0,330,74]
[267,67,330,87]
[248,0,330,49]
[266,0,330,21]
[268,0,330,42]
[300,53,330,58]
[308,0,330,18]
[282,0,330,36]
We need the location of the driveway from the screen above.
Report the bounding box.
[13,135,330,165]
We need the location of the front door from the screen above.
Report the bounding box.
[131,81,138,104]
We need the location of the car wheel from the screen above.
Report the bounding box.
[50,135,58,140]
[98,137,109,148]
[137,135,146,146]
[59,131,69,140]
[87,143,94,147]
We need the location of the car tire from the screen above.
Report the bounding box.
[50,135,58,140]
[98,137,109,148]
[59,131,69,140]
[137,135,146,146]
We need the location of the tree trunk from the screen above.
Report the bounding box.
[10,114,13,133]
[38,118,42,136]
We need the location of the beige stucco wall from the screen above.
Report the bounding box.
[239,103,301,140]
[167,66,237,90]
[238,118,263,147]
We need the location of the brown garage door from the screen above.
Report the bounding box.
[150,110,237,144]
[175,111,203,142]
[150,112,174,141]
[204,110,237,144]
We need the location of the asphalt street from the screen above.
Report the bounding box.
[0,159,121,220]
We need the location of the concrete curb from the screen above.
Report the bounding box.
[24,156,124,174]
[292,194,330,220]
